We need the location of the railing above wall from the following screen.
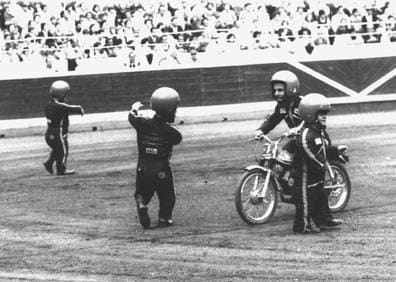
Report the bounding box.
[0,42,395,80]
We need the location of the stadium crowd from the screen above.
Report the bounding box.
[0,0,395,74]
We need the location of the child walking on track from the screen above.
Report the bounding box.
[43,80,84,176]
[128,87,182,229]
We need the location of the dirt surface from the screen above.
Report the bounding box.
[0,114,395,281]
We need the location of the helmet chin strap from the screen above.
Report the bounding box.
[314,119,326,129]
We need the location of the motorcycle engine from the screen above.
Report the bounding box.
[276,149,294,166]
[273,162,294,185]
[274,151,296,194]
[275,137,297,194]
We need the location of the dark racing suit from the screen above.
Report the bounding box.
[292,123,339,232]
[128,111,182,221]
[44,99,82,174]
[258,96,302,134]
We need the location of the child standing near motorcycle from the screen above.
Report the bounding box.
[293,93,343,234]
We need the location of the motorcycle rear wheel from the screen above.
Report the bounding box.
[325,161,352,212]
[235,169,278,225]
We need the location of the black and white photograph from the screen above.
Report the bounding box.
[0,0,395,280]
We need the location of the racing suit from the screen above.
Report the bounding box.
[128,111,182,221]
[257,95,303,134]
[292,123,339,232]
[44,99,83,174]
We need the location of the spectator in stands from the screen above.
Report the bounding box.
[313,25,330,46]
[349,8,365,39]
[123,45,141,68]
[45,49,62,72]
[124,20,136,44]
[362,7,381,43]
[203,1,219,20]
[91,4,101,20]
[188,48,200,64]
[122,11,133,27]
[153,4,172,28]
[140,37,157,66]
[291,5,309,34]
[303,11,317,33]
[157,33,181,67]
[331,7,350,30]
[185,15,203,39]
[6,23,21,41]
[294,27,314,54]
[93,36,110,58]
[191,0,208,18]
[218,3,237,29]
[81,11,100,34]
[386,15,396,42]
[1,0,395,75]
[255,5,271,29]
[28,14,42,37]
[276,20,295,42]
[317,9,335,44]
[111,25,125,45]
[333,18,355,46]
[65,39,80,71]
[255,30,281,49]
[58,11,74,36]
[223,32,240,52]
[163,16,184,41]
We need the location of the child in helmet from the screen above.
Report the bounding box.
[293,93,343,234]
[43,80,84,175]
[255,70,303,138]
[128,87,182,229]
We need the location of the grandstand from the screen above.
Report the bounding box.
[0,0,395,78]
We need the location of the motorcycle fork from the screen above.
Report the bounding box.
[327,162,335,181]
[257,170,271,198]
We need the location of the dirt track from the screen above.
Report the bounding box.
[0,115,396,281]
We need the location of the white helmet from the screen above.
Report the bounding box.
[270,70,300,99]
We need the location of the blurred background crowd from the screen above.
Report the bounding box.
[0,0,395,75]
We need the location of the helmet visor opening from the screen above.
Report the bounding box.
[317,109,330,115]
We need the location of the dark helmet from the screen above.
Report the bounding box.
[150,87,180,122]
[50,80,70,101]
[270,70,300,99]
[299,93,331,124]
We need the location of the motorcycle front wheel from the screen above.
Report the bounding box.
[325,161,352,212]
[235,169,278,225]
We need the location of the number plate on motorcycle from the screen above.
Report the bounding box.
[264,144,271,153]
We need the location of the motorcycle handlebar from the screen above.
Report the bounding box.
[248,135,272,143]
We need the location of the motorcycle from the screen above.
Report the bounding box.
[234,133,351,225]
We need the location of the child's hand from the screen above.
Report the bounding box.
[254,130,264,140]
[131,101,144,112]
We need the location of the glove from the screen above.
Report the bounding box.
[254,130,264,140]
[337,145,348,152]
[284,127,300,137]
[131,101,143,113]
[338,145,349,163]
